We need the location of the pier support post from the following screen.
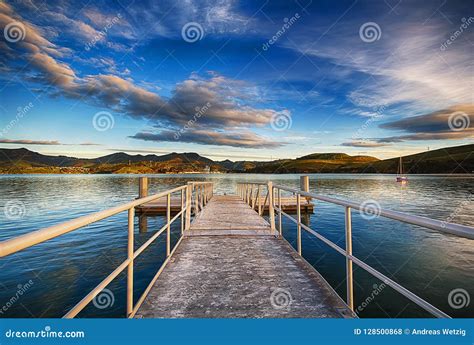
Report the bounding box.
[127,208,134,317]
[267,181,276,234]
[139,177,148,198]
[300,175,310,207]
[345,206,354,311]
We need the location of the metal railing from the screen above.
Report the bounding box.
[236,182,474,318]
[0,181,214,318]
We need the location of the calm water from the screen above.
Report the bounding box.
[0,174,473,318]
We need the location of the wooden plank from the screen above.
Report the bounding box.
[188,195,271,233]
[135,236,354,318]
[136,195,313,215]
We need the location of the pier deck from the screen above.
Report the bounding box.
[135,194,353,318]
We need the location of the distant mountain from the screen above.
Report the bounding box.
[340,144,474,174]
[247,153,379,173]
[0,144,472,174]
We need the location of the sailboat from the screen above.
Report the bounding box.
[396,156,408,182]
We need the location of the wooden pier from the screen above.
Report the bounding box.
[135,194,353,318]
[135,176,314,215]
[1,176,470,319]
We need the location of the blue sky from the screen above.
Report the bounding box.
[0,0,472,160]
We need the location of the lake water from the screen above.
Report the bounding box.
[0,174,473,318]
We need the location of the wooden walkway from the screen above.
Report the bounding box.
[135,195,354,318]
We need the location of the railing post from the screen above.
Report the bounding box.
[127,207,134,317]
[257,185,261,215]
[297,193,302,255]
[181,188,185,235]
[278,188,282,237]
[139,176,148,198]
[166,193,171,256]
[185,183,192,230]
[267,181,276,234]
[345,206,354,311]
[194,184,199,215]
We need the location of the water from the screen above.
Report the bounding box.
[0,174,472,318]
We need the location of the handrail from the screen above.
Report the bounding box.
[273,184,474,239]
[0,181,214,318]
[236,181,474,319]
[0,185,187,258]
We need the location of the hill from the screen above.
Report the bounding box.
[0,144,472,174]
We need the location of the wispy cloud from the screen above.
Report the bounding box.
[0,139,61,145]
[341,140,388,148]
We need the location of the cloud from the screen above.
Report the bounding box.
[0,139,61,145]
[288,4,473,113]
[341,141,388,148]
[0,4,285,148]
[377,104,474,142]
[130,129,284,148]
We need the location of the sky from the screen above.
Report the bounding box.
[0,0,472,161]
